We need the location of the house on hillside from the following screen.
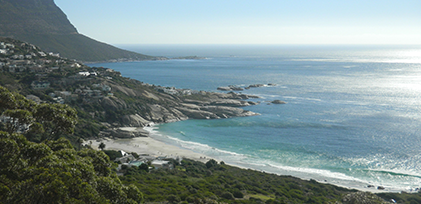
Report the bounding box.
[115,154,136,164]
[48,52,60,57]
[38,52,47,57]
[151,160,173,169]
[78,71,90,77]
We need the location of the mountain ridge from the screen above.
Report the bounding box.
[0,0,157,62]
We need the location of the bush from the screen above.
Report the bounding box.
[233,190,244,198]
[206,159,218,168]
[221,192,234,200]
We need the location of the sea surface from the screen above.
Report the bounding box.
[92,45,421,192]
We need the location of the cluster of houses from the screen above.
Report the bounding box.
[0,41,68,74]
[114,150,175,174]
[43,84,113,104]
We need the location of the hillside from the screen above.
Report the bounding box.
[0,37,259,140]
[0,0,156,62]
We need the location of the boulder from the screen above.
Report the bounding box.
[217,86,232,91]
[271,100,286,104]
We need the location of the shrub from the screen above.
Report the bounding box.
[221,192,234,200]
[233,190,244,198]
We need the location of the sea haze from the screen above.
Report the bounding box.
[92,44,421,192]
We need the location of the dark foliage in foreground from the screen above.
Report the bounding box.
[0,86,143,203]
[120,159,395,204]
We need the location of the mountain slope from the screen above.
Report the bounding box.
[0,0,155,62]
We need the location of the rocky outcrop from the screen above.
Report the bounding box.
[271,100,286,104]
[121,114,151,127]
[175,103,258,120]
[101,96,127,110]
[95,80,263,138]
[146,104,187,123]
[100,127,149,138]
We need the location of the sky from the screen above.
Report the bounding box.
[54,0,421,45]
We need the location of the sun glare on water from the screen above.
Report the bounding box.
[393,49,421,64]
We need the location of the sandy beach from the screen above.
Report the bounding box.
[84,127,406,193]
[85,128,212,162]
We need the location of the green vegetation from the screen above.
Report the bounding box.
[0,86,143,203]
[119,159,403,203]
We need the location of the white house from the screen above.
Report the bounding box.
[151,160,173,169]
[78,71,90,77]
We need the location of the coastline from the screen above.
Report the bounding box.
[85,126,407,194]
[85,127,214,163]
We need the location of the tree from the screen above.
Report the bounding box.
[206,159,218,168]
[0,86,78,140]
[99,142,106,150]
[0,133,143,203]
[34,103,78,140]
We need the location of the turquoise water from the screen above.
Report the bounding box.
[93,45,421,191]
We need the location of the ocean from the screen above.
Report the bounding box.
[92,44,421,192]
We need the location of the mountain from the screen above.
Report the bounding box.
[0,0,156,62]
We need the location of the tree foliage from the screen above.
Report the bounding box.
[0,86,143,203]
[0,86,77,140]
[0,131,143,203]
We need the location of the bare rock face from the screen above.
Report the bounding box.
[200,106,259,118]
[121,114,150,127]
[100,128,149,138]
[101,97,127,110]
[146,104,187,123]
[175,106,219,119]
[108,84,138,97]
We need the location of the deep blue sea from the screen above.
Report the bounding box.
[92,45,421,192]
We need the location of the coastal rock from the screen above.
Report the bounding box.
[209,99,254,107]
[201,106,259,118]
[146,104,187,123]
[245,84,265,89]
[271,100,286,104]
[101,127,149,138]
[217,86,244,91]
[176,106,220,119]
[228,85,244,91]
[217,86,232,91]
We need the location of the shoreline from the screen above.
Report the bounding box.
[85,127,214,163]
[85,126,410,194]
